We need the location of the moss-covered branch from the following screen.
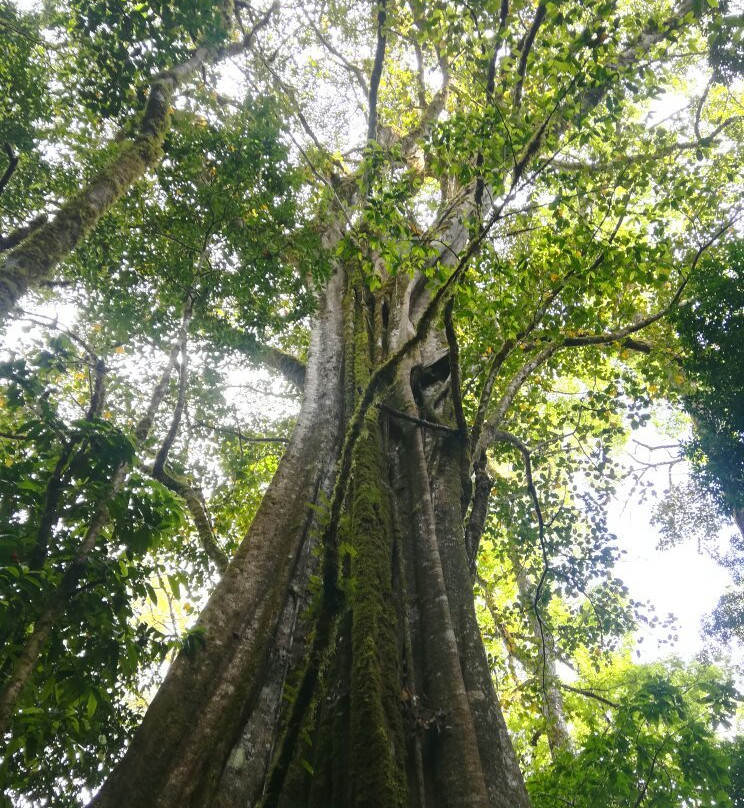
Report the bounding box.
[0,4,278,323]
[0,78,174,321]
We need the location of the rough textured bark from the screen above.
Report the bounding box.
[79,7,700,799]
[86,266,531,808]
[90,268,346,807]
[0,78,174,321]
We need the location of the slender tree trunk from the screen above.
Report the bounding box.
[513,570,572,756]
[0,3,277,323]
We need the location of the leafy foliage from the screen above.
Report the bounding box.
[675,242,744,514]
[529,658,738,808]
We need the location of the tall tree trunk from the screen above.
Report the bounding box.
[90,268,347,807]
[90,269,530,808]
[513,570,572,756]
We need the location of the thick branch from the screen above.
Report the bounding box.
[0,144,19,198]
[0,4,277,322]
[367,0,388,144]
[209,321,306,389]
[0,215,48,253]
[513,2,547,108]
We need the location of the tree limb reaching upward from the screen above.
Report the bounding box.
[513,2,547,108]
[0,2,278,323]
[151,301,229,572]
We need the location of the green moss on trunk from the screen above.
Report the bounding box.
[348,420,406,808]
[0,77,175,321]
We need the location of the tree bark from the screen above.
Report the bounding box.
[87,266,531,808]
[90,268,346,807]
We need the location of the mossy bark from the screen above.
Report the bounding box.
[347,421,407,808]
[89,270,531,808]
[0,81,173,322]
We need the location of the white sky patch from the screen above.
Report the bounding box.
[10,0,40,11]
[609,426,737,664]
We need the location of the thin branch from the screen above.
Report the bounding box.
[193,419,289,443]
[633,741,665,808]
[379,402,459,434]
[30,358,106,570]
[465,453,493,571]
[152,311,191,476]
[476,344,559,458]
[553,217,738,351]
[150,299,228,572]
[559,682,619,709]
[489,428,552,695]
[0,291,195,735]
[552,113,743,172]
[303,9,368,96]
[694,80,712,142]
[16,310,96,357]
[470,340,515,456]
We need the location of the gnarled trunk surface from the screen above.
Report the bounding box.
[90,268,530,808]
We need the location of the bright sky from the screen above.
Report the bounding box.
[609,428,736,663]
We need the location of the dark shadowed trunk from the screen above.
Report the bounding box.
[89,265,530,808]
